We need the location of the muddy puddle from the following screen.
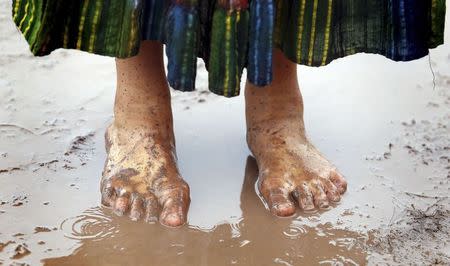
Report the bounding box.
[1,1,450,265]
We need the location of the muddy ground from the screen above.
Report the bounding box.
[1,1,449,265]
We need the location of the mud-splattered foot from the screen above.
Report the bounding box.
[101,124,190,227]
[247,121,347,216]
[245,49,347,217]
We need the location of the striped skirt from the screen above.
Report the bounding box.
[12,0,446,97]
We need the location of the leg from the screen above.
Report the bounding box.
[101,41,190,227]
[245,49,347,216]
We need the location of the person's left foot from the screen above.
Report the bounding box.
[245,49,347,217]
[246,116,347,216]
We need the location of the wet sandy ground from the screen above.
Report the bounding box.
[1,1,449,265]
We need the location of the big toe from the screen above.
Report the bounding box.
[160,201,188,227]
[271,200,296,217]
[159,188,190,227]
[262,187,296,217]
[161,212,185,227]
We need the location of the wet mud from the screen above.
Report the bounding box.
[1,0,450,265]
[43,158,369,266]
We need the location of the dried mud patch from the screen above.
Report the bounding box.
[369,198,450,265]
[10,244,31,260]
[0,131,96,175]
[365,85,450,264]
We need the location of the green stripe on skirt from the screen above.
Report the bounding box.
[12,0,446,97]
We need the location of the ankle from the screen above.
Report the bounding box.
[111,116,174,140]
[113,101,173,129]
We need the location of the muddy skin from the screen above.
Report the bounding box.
[101,41,190,227]
[245,49,348,216]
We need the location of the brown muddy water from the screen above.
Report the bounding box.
[1,1,450,265]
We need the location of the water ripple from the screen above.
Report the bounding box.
[60,207,116,241]
[283,222,307,239]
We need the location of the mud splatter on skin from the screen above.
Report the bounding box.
[105,168,140,184]
[245,50,347,217]
[98,50,192,227]
[101,122,190,227]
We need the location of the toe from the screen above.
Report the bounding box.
[261,182,295,217]
[330,171,347,194]
[114,194,130,216]
[311,182,329,209]
[264,188,296,217]
[293,183,315,211]
[160,200,187,227]
[323,180,341,202]
[271,200,296,217]
[144,194,159,224]
[159,189,190,227]
[101,184,116,207]
[129,194,145,221]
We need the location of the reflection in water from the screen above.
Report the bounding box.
[44,157,368,266]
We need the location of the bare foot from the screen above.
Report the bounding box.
[101,124,190,227]
[245,49,347,217]
[246,118,347,216]
[100,41,190,227]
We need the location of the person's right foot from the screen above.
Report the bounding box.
[103,41,190,227]
[101,123,190,227]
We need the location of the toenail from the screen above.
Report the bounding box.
[161,213,184,227]
[271,202,295,216]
